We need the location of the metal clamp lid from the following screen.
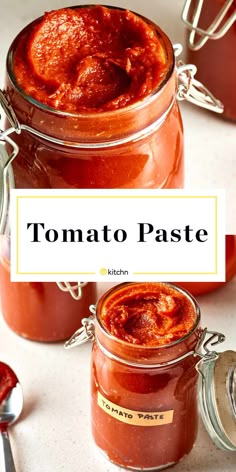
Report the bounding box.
[0,143,15,235]
[65,312,225,365]
[197,345,236,451]
[182,0,236,50]
[64,312,95,349]
[56,282,88,300]
[174,44,224,112]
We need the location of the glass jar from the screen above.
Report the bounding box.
[65,282,236,470]
[182,0,236,120]
[3,8,184,190]
[0,5,223,194]
[0,147,97,342]
[0,5,223,342]
[173,234,236,296]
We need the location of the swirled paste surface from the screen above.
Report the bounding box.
[100,283,197,346]
[13,6,168,112]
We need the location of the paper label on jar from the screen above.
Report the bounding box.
[97,391,174,426]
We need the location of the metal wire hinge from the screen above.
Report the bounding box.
[195,328,226,362]
[182,0,236,50]
[64,315,95,349]
[56,282,88,300]
[176,60,224,113]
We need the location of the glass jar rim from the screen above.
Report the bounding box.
[6,4,175,119]
[95,281,201,352]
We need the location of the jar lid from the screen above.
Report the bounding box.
[182,0,236,50]
[198,350,236,451]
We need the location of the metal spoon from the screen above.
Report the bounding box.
[0,362,23,472]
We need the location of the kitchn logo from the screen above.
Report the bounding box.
[100,267,129,276]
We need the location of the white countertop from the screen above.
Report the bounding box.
[0,280,236,472]
[0,1,236,471]
[0,0,236,233]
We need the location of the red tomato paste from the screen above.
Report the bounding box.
[99,282,197,346]
[0,362,18,404]
[13,6,169,112]
[6,5,182,192]
[1,6,183,343]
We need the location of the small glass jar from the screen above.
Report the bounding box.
[91,283,201,470]
[182,0,236,120]
[65,282,236,470]
[0,148,97,342]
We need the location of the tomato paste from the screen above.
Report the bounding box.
[91,283,201,470]
[13,6,169,112]
[0,362,18,404]
[99,282,196,346]
[6,5,183,191]
[1,7,183,342]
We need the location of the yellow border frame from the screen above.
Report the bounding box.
[15,194,218,276]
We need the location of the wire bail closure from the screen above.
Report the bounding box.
[0,91,20,234]
[182,0,236,50]
[176,60,224,113]
[64,309,96,349]
[56,282,88,300]
[194,328,226,361]
[65,308,226,367]
[195,328,226,381]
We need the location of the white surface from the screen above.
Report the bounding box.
[0,0,235,233]
[0,280,236,472]
[0,1,236,471]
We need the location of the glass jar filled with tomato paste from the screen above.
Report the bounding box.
[66,282,236,470]
[182,0,236,120]
[0,5,223,342]
[0,148,97,342]
[0,5,223,192]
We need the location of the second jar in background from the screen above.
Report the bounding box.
[182,0,236,121]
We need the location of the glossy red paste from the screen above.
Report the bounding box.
[13,6,168,112]
[6,5,183,192]
[0,362,18,404]
[99,282,196,346]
